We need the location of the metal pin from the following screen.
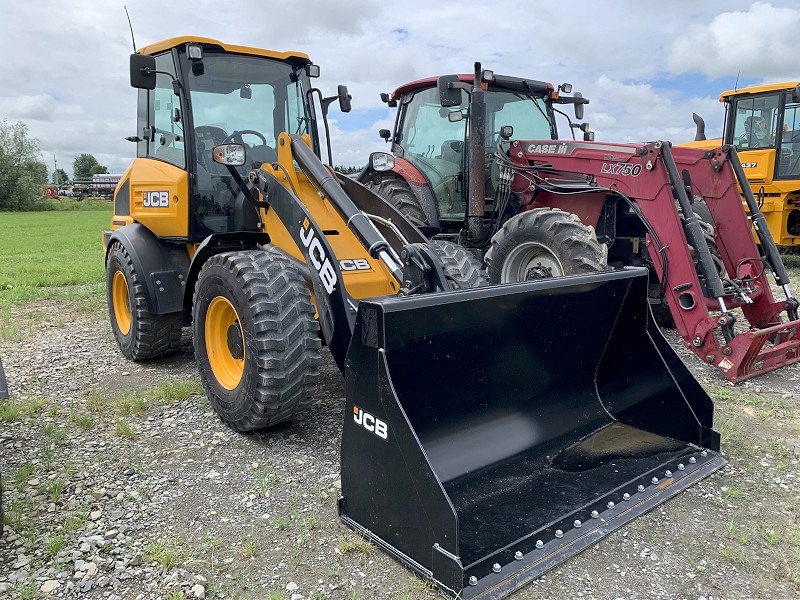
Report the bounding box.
[678,463,685,471]
[515,551,523,560]
[623,493,630,501]
[493,563,501,573]
[469,576,478,586]
[591,510,599,519]
[536,540,544,549]
[638,485,645,492]
[555,530,564,538]
[665,470,673,477]
[574,520,582,528]
[607,501,615,509]
[651,477,659,484]
[689,457,697,464]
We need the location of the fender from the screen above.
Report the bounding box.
[183,231,271,323]
[105,223,190,317]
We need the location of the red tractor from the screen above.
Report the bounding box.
[359,63,800,383]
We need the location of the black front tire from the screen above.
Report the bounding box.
[192,248,321,432]
[364,177,431,228]
[106,243,183,361]
[429,240,488,288]
[484,208,608,284]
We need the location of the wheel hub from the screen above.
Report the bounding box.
[525,265,553,280]
[226,322,244,360]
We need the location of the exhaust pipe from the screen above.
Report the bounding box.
[467,62,488,242]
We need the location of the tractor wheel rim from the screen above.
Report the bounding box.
[501,242,564,282]
[112,271,132,335]
[206,296,245,390]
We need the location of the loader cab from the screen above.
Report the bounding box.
[127,37,320,241]
[385,76,572,225]
[725,83,800,181]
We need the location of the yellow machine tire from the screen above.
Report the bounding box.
[428,240,488,288]
[192,248,321,432]
[485,208,608,284]
[106,243,183,361]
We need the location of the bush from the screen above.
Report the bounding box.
[0,120,48,211]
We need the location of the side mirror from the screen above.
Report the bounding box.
[438,75,463,107]
[574,92,584,121]
[212,144,246,167]
[338,85,352,113]
[130,54,156,90]
[379,129,391,142]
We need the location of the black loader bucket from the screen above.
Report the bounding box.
[339,267,725,600]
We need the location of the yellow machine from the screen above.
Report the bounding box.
[690,81,800,252]
[105,38,727,599]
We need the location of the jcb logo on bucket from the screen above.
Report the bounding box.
[299,218,338,294]
[353,406,388,440]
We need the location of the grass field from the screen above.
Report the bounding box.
[0,202,112,309]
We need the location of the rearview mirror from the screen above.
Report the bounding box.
[212,144,246,167]
[438,75,462,107]
[574,92,584,121]
[338,85,352,113]
[130,54,156,90]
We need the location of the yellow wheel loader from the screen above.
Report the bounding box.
[105,38,726,599]
[689,81,800,253]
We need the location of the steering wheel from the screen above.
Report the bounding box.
[222,129,268,147]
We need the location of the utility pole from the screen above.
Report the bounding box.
[53,155,60,186]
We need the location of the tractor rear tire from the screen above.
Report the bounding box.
[106,243,183,361]
[365,177,431,228]
[485,208,608,284]
[429,240,488,288]
[192,249,321,432]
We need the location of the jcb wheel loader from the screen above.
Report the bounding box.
[361,63,800,383]
[106,41,725,599]
[688,81,800,254]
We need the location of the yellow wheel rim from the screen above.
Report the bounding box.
[112,271,132,336]
[205,296,245,390]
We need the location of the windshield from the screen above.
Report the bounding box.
[731,93,780,150]
[397,85,553,220]
[180,51,312,235]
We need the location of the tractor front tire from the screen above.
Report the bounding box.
[485,208,608,284]
[192,249,321,432]
[106,243,183,361]
[365,177,431,228]
[429,240,488,288]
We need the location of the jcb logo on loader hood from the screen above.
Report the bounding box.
[353,405,388,440]
[299,218,338,294]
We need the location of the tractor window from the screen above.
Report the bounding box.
[150,53,186,168]
[777,100,800,178]
[731,93,780,150]
[486,90,553,145]
[397,87,468,220]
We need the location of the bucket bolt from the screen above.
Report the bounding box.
[701,450,708,457]
[665,470,673,477]
[535,540,544,549]
[590,510,599,519]
[689,456,697,464]
[574,520,582,528]
[607,501,615,509]
[722,346,732,356]
[469,576,478,586]
[638,485,646,492]
[651,477,659,484]
[678,463,685,471]
[492,563,502,573]
[692,336,703,347]
[555,530,564,538]
[623,493,631,501]
[515,551,524,560]
[706,355,715,363]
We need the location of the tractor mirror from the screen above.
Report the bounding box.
[212,144,246,167]
[438,75,462,107]
[338,85,352,113]
[574,92,585,121]
[379,129,391,142]
[130,54,157,90]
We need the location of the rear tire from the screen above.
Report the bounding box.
[429,240,488,288]
[484,208,608,284]
[192,249,321,432]
[106,243,182,361]
[365,178,430,228]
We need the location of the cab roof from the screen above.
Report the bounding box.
[720,81,800,100]
[137,36,310,63]
[391,74,553,100]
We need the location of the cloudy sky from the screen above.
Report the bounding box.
[1,1,799,177]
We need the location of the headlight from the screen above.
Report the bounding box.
[369,152,395,172]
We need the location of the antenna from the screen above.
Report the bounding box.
[734,70,740,92]
[124,6,137,53]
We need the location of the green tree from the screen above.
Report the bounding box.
[0,120,48,211]
[73,153,107,180]
[53,168,69,185]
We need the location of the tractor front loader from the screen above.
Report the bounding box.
[106,42,725,599]
[362,63,800,382]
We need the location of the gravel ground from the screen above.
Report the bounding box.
[1,290,799,600]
